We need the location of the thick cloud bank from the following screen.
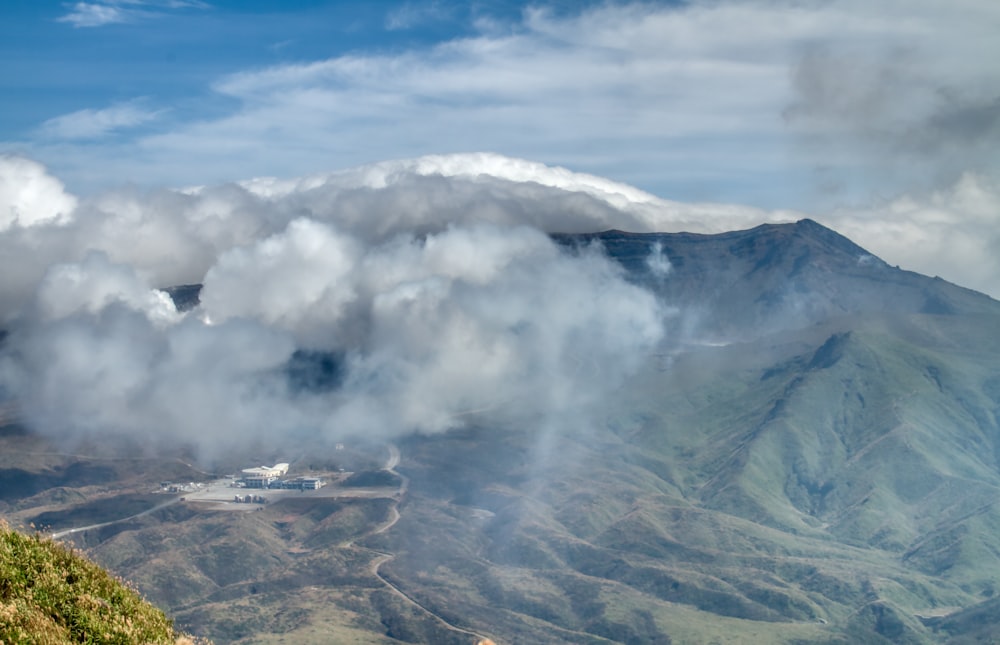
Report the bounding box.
[1,152,998,459]
[0,154,673,459]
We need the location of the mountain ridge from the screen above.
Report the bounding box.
[556,219,999,342]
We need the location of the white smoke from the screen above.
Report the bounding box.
[645,242,673,280]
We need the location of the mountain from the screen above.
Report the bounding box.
[3,219,1000,643]
[557,219,999,341]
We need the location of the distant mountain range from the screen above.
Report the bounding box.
[4,219,1000,644]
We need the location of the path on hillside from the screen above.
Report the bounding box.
[50,496,183,540]
[354,443,493,645]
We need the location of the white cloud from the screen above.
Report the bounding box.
[39,101,164,140]
[200,218,362,346]
[107,1,799,194]
[0,161,670,456]
[827,174,1000,299]
[9,0,989,213]
[57,2,127,28]
[1,0,997,464]
[0,156,77,231]
[385,1,454,31]
[1,151,999,464]
[36,251,180,325]
[56,0,209,28]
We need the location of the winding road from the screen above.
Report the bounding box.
[357,443,494,645]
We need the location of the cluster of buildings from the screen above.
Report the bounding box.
[238,463,325,491]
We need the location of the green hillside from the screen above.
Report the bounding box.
[382,311,1000,643]
[0,519,198,645]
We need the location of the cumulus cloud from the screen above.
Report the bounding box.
[0,155,672,461]
[200,218,361,346]
[35,251,180,325]
[2,309,299,456]
[0,156,77,231]
[313,224,664,437]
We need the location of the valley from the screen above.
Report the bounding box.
[0,422,494,644]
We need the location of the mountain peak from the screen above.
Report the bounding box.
[556,221,999,341]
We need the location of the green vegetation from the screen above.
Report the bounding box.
[342,470,403,488]
[0,519,197,645]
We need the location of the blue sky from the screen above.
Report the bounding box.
[2,0,999,212]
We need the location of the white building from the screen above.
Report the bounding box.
[241,463,289,488]
[300,477,324,490]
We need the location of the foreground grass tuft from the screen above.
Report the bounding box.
[0,519,202,645]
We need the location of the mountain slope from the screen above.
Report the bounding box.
[373,223,1000,643]
[3,220,1000,643]
[383,312,1000,643]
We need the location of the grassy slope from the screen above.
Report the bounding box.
[0,519,192,644]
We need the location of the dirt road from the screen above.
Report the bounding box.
[51,496,183,540]
[359,443,493,645]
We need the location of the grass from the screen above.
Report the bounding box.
[0,519,202,644]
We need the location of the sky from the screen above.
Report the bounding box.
[0,0,999,458]
[4,0,998,291]
[1,0,996,207]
